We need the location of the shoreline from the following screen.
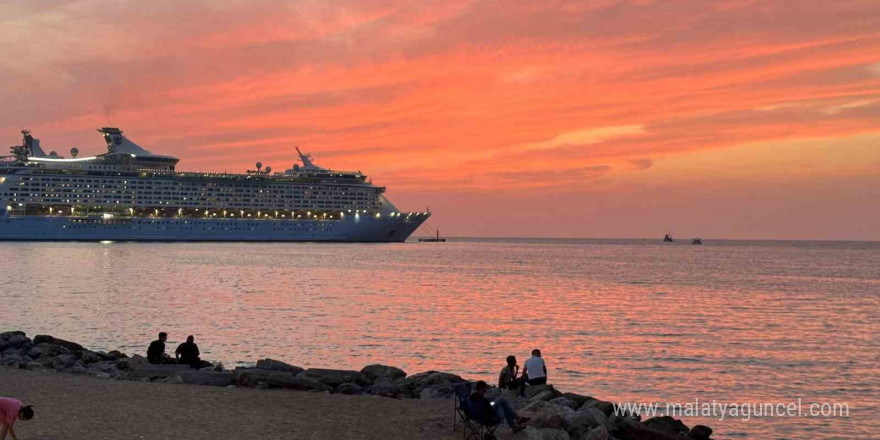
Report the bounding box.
[1,331,714,440]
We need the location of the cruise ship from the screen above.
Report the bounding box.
[0,128,429,241]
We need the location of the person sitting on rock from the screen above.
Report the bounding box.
[147,332,174,365]
[522,349,548,391]
[175,335,208,369]
[0,396,34,440]
[468,381,526,433]
[498,355,524,390]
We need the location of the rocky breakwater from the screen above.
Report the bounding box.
[0,331,713,440]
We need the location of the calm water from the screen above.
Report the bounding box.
[1,239,877,438]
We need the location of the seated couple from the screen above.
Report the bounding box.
[498,349,547,396]
[147,332,210,369]
[467,381,527,433]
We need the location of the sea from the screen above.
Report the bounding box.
[1,238,877,439]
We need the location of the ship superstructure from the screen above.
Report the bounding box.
[0,128,429,241]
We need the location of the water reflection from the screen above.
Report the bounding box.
[0,239,877,438]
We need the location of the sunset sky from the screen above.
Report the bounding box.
[1,1,878,239]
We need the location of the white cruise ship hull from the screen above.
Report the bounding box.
[0,214,428,242]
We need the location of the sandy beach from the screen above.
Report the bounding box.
[0,367,458,440]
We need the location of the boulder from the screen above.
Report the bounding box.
[521,427,545,440]
[641,416,689,436]
[395,371,465,398]
[581,425,607,440]
[255,358,303,374]
[550,396,579,410]
[300,368,370,388]
[108,350,128,359]
[129,364,185,380]
[360,364,406,383]
[615,423,682,440]
[26,346,45,359]
[33,335,84,352]
[687,425,713,440]
[54,354,77,369]
[582,399,614,417]
[367,381,401,397]
[419,383,456,400]
[24,362,43,370]
[80,351,102,364]
[35,343,70,358]
[539,428,571,440]
[161,375,183,384]
[336,382,363,395]
[178,370,234,386]
[563,393,594,408]
[7,335,29,348]
[266,372,332,392]
[527,409,566,430]
[530,390,556,402]
[2,354,22,366]
[234,368,275,387]
[521,400,552,413]
[0,331,26,341]
[68,363,88,374]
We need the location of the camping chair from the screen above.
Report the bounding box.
[453,382,501,440]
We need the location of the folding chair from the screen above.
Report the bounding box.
[453,382,501,440]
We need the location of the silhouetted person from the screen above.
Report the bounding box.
[521,349,547,394]
[147,332,174,364]
[175,335,202,369]
[0,397,34,440]
[498,355,524,390]
[468,381,525,433]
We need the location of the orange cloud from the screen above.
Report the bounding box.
[0,0,878,238]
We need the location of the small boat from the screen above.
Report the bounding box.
[418,229,446,242]
[691,237,703,245]
[663,232,674,243]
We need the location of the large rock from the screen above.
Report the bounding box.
[360,364,406,383]
[129,364,185,380]
[266,372,332,392]
[0,331,26,340]
[2,354,22,366]
[26,346,45,359]
[234,368,275,387]
[35,343,70,358]
[80,351,102,364]
[255,358,303,374]
[53,354,77,369]
[582,399,614,417]
[687,425,713,440]
[419,383,456,400]
[540,428,571,440]
[550,396,579,410]
[581,425,607,440]
[300,368,370,388]
[179,370,234,386]
[7,335,29,348]
[563,393,594,408]
[108,350,128,359]
[615,423,683,440]
[527,409,566,430]
[641,416,689,436]
[336,382,363,395]
[395,371,465,398]
[530,390,556,403]
[33,335,84,352]
[366,381,401,397]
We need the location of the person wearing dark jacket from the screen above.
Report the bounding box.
[147,332,174,364]
[175,335,202,368]
[468,381,525,433]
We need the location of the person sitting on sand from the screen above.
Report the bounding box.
[147,332,174,365]
[175,335,205,369]
[0,397,34,440]
[522,348,547,387]
[468,381,525,433]
[498,355,524,390]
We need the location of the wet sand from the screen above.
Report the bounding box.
[0,367,458,440]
